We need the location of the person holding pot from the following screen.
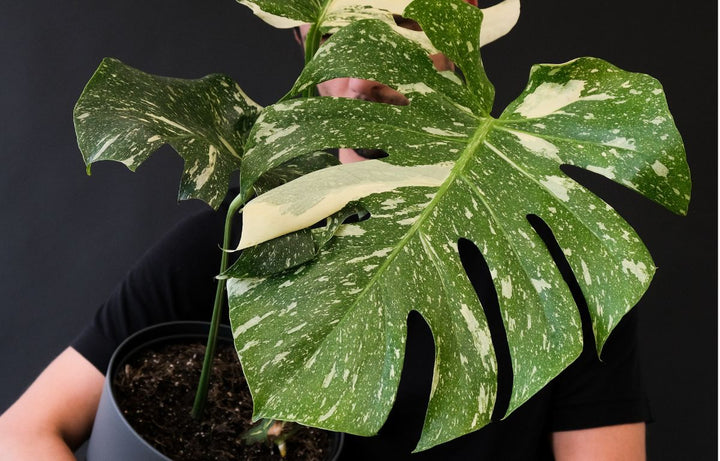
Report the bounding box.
[0,1,651,459]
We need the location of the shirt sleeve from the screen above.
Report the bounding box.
[71,198,235,374]
[548,307,653,431]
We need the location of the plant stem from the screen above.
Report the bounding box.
[190,15,323,423]
[302,22,322,98]
[191,190,247,419]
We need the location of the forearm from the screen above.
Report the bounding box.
[552,422,646,461]
[0,347,104,460]
[0,425,77,461]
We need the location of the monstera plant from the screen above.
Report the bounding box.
[73,0,690,453]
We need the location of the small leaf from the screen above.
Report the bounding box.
[73,58,260,209]
[221,150,343,278]
[242,418,276,444]
[225,201,366,278]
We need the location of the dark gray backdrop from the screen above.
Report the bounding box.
[1,1,716,459]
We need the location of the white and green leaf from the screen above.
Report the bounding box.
[229,0,690,451]
[238,160,452,249]
[237,0,520,55]
[73,58,261,209]
[225,200,366,277]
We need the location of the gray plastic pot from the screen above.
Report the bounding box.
[86,321,344,460]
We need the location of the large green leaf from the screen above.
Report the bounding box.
[228,0,690,451]
[74,58,261,209]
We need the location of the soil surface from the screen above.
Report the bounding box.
[113,340,334,460]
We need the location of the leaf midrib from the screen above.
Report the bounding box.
[280,119,495,381]
[345,118,496,304]
[268,118,497,394]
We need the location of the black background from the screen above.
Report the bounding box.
[0,1,716,459]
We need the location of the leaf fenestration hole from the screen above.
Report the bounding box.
[384,311,436,451]
[351,148,389,160]
[457,238,512,422]
[525,214,597,353]
[559,164,663,218]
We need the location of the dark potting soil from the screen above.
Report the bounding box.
[113,341,333,461]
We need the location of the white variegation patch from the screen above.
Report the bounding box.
[621,259,652,284]
[500,276,513,299]
[238,160,453,249]
[540,175,575,202]
[605,136,636,151]
[146,113,192,133]
[422,127,465,137]
[233,311,273,336]
[227,277,266,297]
[396,82,435,95]
[652,161,669,177]
[531,278,551,292]
[194,145,218,188]
[92,134,122,160]
[513,79,614,119]
[586,165,616,180]
[459,304,492,357]
[509,130,561,162]
[336,223,366,237]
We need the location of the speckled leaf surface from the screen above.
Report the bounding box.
[238,160,453,248]
[228,0,690,450]
[74,58,260,209]
[225,200,366,277]
[252,150,339,196]
[237,0,519,54]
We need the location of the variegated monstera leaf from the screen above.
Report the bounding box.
[237,0,520,56]
[74,58,261,209]
[227,0,690,451]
